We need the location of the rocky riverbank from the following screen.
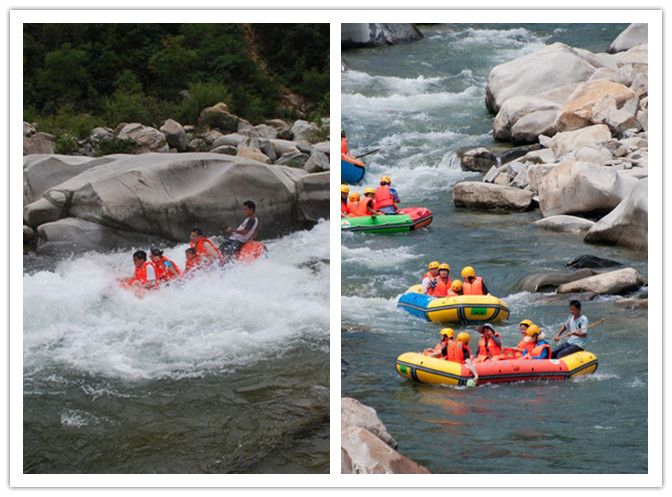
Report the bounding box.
[23,104,330,255]
[454,23,648,255]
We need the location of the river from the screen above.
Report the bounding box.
[341,23,649,474]
[23,221,330,474]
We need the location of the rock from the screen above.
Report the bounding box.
[613,298,648,310]
[526,164,558,194]
[117,123,169,153]
[304,150,330,173]
[566,254,622,269]
[521,268,597,293]
[290,120,324,145]
[253,124,278,139]
[341,427,430,474]
[485,43,602,114]
[276,151,310,168]
[453,182,534,212]
[210,145,238,156]
[554,80,636,132]
[538,161,638,217]
[493,96,559,142]
[511,110,559,145]
[584,178,647,251]
[23,225,34,244]
[482,165,500,184]
[24,122,37,137]
[198,103,239,133]
[212,133,247,149]
[341,397,397,448]
[550,124,613,159]
[160,119,187,152]
[459,147,498,173]
[266,119,292,138]
[616,44,648,68]
[573,146,611,165]
[23,152,328,241]
[269,139,301,158]
[187,137,210,152]
[605,97,641,137]
[23,132,56,155]
[341,23,423,48]
[557,267,643,295]
[609,24,648,53]
[313,141,331,155]
[89,126,115,143]
[523,148,556,165]
[236,145,271,164]
[534,215,596,233]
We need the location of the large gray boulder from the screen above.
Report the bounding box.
[493,96,559,143]
[608,24,648,53]
[117,123,169,153]
[557,267,643,295]
[23,132,56,155]
[23,153,329,242]
[453,182,534,212]
[538,161,638,217]
[341,397,397,449]
[550,124,613,158]
[160,119,187,152]
[485,43,603,114]
[341,23,423,48]
[521,268,598,293]
[584,178,648,251]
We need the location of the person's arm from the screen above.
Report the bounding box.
[491,335,502,348]
[481,280,491,296]
[144,265,157,288]
[203,242,218,259]
[465,357,479,384]
[554,323,568,342]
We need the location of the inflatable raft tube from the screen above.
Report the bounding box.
[341,153,366,184]
[395,350,598,386]
[397,284,509,324]
[341,207,433,234]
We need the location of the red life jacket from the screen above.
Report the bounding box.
[347,200,358,213]
[341,137,348,155]
[131,261,157,286]
[155,256,182,281]
[191,237,223,265]
[184,258,198,273]
[477,333,503,359]
[528,340,552,359]
[463,276,485,295]
[446,341,470,363]
[429,276,452,298]
[446,288,459,297]
[341,200,349,217]
[352,196,375,217]
[374,185,396,210]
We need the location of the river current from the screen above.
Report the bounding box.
[23,221,330,473]
[341,24,649,474]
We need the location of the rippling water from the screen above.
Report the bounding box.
[24,221,330,473]
[341,23,648,474]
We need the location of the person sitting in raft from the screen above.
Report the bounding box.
[423,328,455,358]
[350,188,381,217]
[461,266,491,296]
[421,261,440,294]
[347,191,360,214]
[551,300,589,359]
[183,247,198,274]
[448,333,479,385]
[221,200,259,263]
[472,323,504,362]
[448,280,463,296]
[374,175,400,215]
[341,185,350,218]
[511,319,535,357]
[341,128,348,155]
[149,247,182,283]
[189,227,223,267]
[427,263,452,297]
[521,324,552,360]
[121,250,158,289]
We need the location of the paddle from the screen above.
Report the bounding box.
[554,317,605,342]
[355,149,380,160]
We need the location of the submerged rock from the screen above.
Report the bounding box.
[566,254,622,269]
[534,215,596,233]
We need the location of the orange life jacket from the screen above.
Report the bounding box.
[184,258,197,273]
[463,276,485,295]
[446,288,459,297]
[446,340,470,363]
[155,256,182,281]
[191,237,223,265]
[341,137,348,155]
[374,185,396,210]
[347,200,358,213]
[477,333,503,359]
[352,196,375,217]
[130,261,157,286]
[341,200,349,217]
[527,340,552,360]
[429,276,452,298]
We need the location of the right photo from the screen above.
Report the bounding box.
[340,22,649,474]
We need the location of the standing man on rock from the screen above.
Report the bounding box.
[221,200,259,263]
[551,300,589,358]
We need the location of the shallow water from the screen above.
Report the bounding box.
[24,221,330,473]
[341,23,647,474]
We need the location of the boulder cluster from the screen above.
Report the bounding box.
[23,104,330,254]
[454,24,649,254]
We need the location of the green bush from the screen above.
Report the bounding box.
[38,104,97,139]
[94,137,136,156]
[176,82,233,125]
[54,133,79,154]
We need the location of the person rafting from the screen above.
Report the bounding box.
[461,266,491,296]
[374,175,400,214]
[472,323,504,362]
[423,328,454,358]
[521,324,552,360]
[150,247,182,283]
[189,227,223,267]
[512,319,535,357]
[351,188,380,217]
[422,261,440,294]
[341,185,350,218]
[183,247,198,274]
[347,191,360,214]
[341,128,348,154]
[448,333,479,384]
[551,300,589,359]
[428,263,452,297]
[121,250,158,289]
[221,200,258,263]
[448,280,463,296]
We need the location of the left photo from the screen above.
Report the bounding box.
[21,22,330,474]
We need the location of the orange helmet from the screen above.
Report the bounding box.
[349,192,361,201]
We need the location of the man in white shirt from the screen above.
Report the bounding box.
[551,300,589,358]
[221,200,259,263]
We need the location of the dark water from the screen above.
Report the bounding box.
[341,24,647,474]
[23,221,330,474]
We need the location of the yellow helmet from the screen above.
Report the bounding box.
[439,263,450,271]
[428,261,440,270]
[461,266,475,278]
[457,332,471,345]
[341,184,350,193]
[349,192,361,201]
[364,187,376,195]
[451,280,462,291]
[341,128,345,137]
[526,324,541,337]
[380,175,391,184]
[519,319,533,328]
[440,328,454,339]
